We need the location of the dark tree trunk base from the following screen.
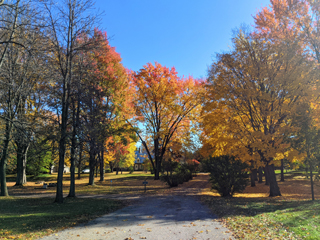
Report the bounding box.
[258,167,263,183]
[266,164,281,197]
[250,170,256,187]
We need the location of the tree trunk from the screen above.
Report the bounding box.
[154,167,160,180]
[264,167,269,186]
[95,163,98,178]
[88,143,95,185]
[258,167,263,183]
[154,155,161,180]
[15,143,29,186]
[266,164,281,197]
[55,131,66,203]
[250,170,256,187]
[280,159,285,182]
[250,161,255,187]
[310,160,315,201]
[68,101,77,198]
[253,169,258,181]
[109,162,113,173]
[99,148,104,181]
[77,141,82,180]
[1,120,12,196]
[55,105,68,203]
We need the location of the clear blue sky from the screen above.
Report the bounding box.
[95,0,271,79]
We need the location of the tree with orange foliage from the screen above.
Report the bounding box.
[129,62,203,180]
[80,29,133,186]
[104,135,136,174]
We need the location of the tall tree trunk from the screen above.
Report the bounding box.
[100,147,104,181]
[77,141,82,179]
[250,170,256,187]
[154,164,160,180]
[266,164,281,197]
[310,160,315,201]
[95,162,98,177]
[258,167,263,183]
[250,161,255,187]
[253,169,258,181]
[109,162,113,173]
[68,103,77,198]
[0,121,12,196]
[55,110,68,203]
[280,159,285,182]
[15,144,29,186]
[88,143,95,185]
[15,98,29,186]
[264,166,269,186]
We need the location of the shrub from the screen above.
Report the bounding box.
[160,162,192,187]
[128,166,134,174]
[205,155,249,197]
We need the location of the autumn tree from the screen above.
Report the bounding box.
[202,29,312,196]
[290,104,320,201]
[252,0,320,197]
[0,1,45,196]
[78,30,132,185]
[105,135,136,174]
[43,0,99,203]
[129,62,203,180]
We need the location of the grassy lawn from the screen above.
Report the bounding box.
[4,170,320,239]
[0,197,124,240]
[200,171,320,240]
[6,171,166,197]
[201,196,320,239]
[1,171,166,239]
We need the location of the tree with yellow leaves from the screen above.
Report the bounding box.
[105,135,136,174]
[202,29,312,196]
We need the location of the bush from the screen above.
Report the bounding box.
[105,168,111,173]
[160,162,192,187]
[128,166,134,174]
[204,155,249,197]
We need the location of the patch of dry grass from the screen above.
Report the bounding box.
[7,172,169,197]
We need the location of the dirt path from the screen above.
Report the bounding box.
[38,174,234,240]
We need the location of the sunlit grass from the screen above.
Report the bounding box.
[201,171,320,239]
[7,171,166,196]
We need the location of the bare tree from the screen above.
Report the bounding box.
[43,0,100,203]
[0,1,45,196]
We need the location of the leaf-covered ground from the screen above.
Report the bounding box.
[3,171,320,239]
[199,171,320,240]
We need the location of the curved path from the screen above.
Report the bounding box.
[39,175,234,240]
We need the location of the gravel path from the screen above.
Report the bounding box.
[39,196,234,240]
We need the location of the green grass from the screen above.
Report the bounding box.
[201,196,320,240]
[0,197,125,239]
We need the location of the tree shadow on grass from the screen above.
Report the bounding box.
[0,197,124,237]
[200,194,319,219]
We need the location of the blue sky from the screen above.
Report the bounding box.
[95,0,271,79]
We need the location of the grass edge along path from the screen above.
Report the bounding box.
[201,195,320,240]
[0,197,126,240]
